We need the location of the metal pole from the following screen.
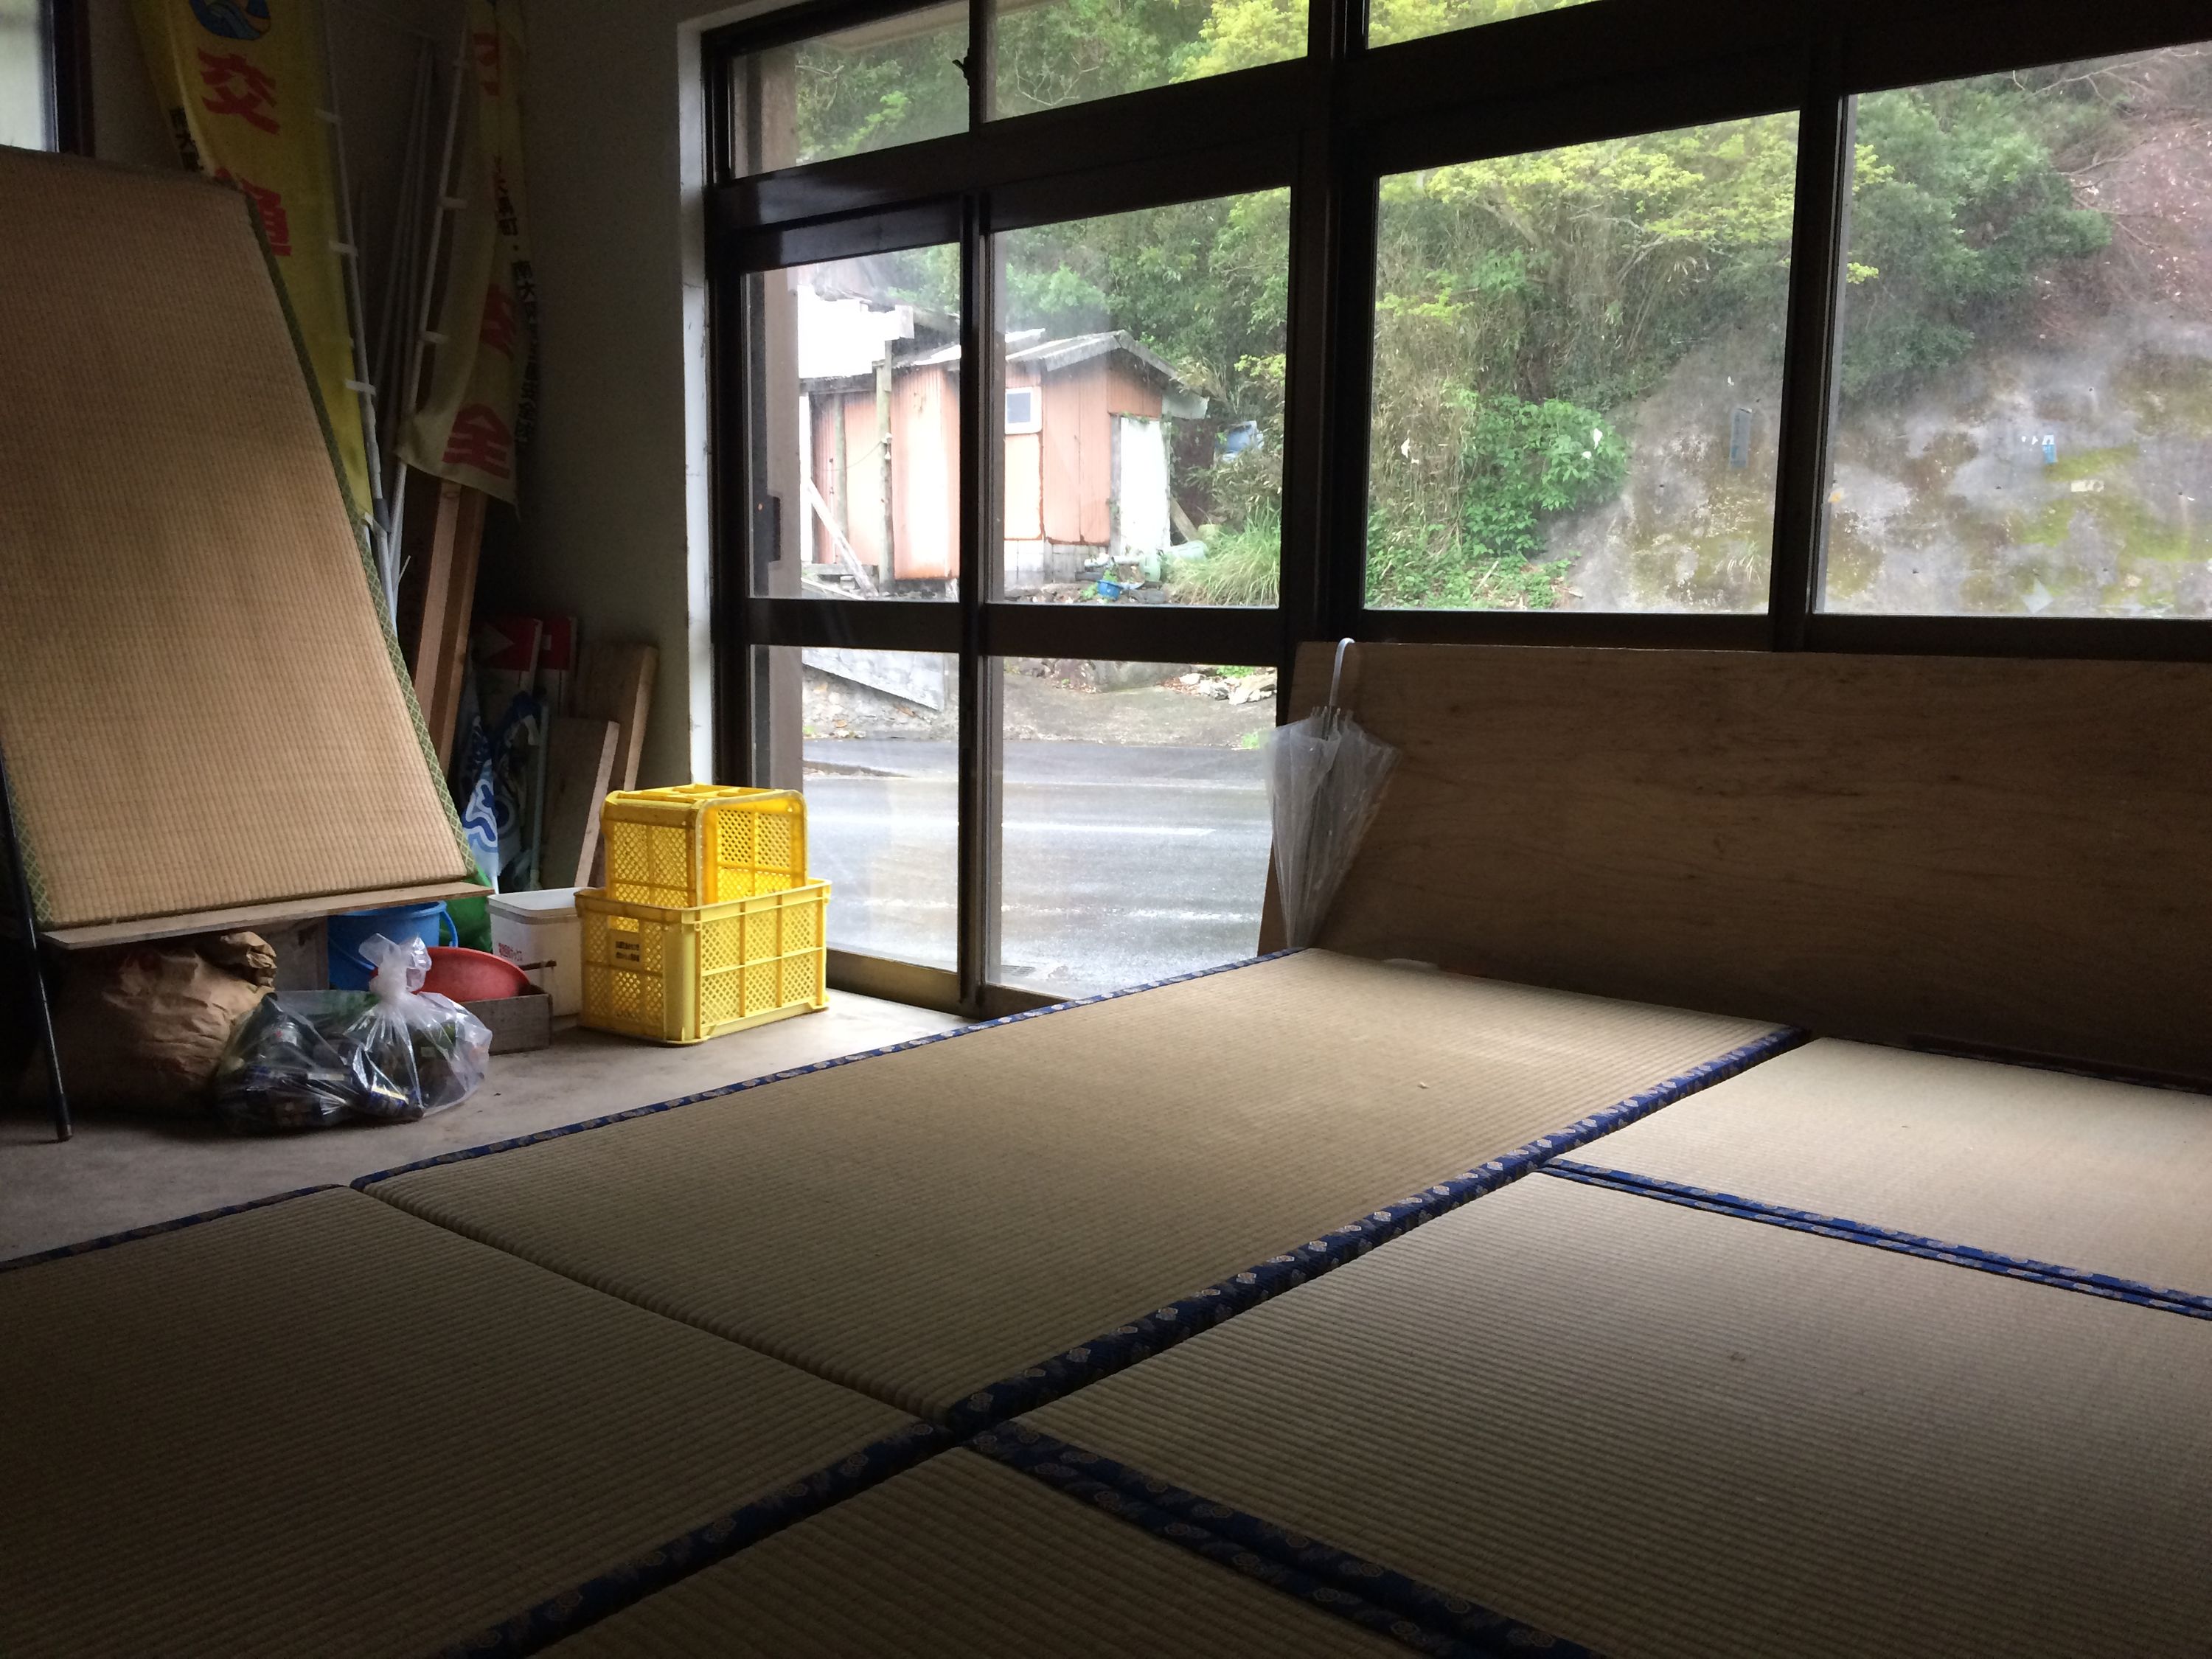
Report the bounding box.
[0,743,68,1142]
[316,0,394,619]
[390,19,476,566]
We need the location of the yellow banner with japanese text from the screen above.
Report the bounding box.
[400,0,534,504]
[133,0,370,520]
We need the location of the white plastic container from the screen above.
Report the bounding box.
[488,887,582,1018]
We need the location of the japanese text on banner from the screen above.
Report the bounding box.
[134,0,371,520]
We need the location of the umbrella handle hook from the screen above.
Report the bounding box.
[1327,637,1354,714]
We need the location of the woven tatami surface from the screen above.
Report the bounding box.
[370,951,1778,1419]
[0,149,465,929]
[1586,1037,2212,1290]
[0,1189,914,1659]
[551,1449,1395,1658]
[1031,1173,2212,1659]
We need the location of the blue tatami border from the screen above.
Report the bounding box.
[0,1183,338,1275]
[440,1418,952,1658]
[936,1023,1807,1431]
[1543,1160,2212,1323]
[355,950,1301,1192]
[971,1424,1589,1658]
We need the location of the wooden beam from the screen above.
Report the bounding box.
[45,880,490,950]
[411,479,488,770]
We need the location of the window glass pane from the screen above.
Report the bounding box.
[994,659,1276,996]
[1367,114,1798,611]
[758,646,959,971]
[733,4,970,175]
[1,0,55,153]
[1368,0,1593,52]
[993,0,1304,119]
[756,246,961,600]
[999,192,1287,605]
[1826,45,2212,617]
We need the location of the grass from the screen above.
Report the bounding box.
[1165,522,1281,606]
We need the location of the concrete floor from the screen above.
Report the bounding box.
[0,990,965,1262]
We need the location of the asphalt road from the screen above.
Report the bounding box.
[804,738,1271,995]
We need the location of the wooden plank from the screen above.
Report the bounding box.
[538,717,620,893]
[411,479,487,770]
[1276,641,2212,1082]
[575,642,658,793]
[46,880,490,950]
[575,642,658,887]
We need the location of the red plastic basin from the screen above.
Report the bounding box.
[422,945,532,1003]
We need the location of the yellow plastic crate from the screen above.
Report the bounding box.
[599,785,808,909]
[577,881,829,1044]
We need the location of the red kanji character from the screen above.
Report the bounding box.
[215,170,291,255]
[479,285,518,356]
[197,49,278,134]
[444,404,513,479]
[472,30,501,97]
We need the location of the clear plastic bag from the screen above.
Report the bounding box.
[212,935,492,1132]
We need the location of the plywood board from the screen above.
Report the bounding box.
[541,717,619,892]
[1278,641,2212,1080]
[576,642,657,887]
[0,150,471,931]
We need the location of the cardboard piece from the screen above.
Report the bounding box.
[0,150,473,931]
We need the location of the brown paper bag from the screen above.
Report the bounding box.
[29,932,276,1115]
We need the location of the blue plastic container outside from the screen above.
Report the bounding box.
[327,902,456,990]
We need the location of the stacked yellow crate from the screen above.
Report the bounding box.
[577,786,830,1043]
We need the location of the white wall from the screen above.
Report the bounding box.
[483,0,775,785]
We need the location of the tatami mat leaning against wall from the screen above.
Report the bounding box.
[1021,1173,2212,1659]
[548,1450,1404,1659]
[1551,1037,2212,1299]
[0,1189,936,1659]
[360,950,1793,1424]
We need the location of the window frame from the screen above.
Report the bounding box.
[11,0,91,153]
[705,0,2212,1016]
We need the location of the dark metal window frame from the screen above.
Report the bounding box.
[706,0,2212,1015]
[19,0,94,154]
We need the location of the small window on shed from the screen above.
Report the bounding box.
[1005,385,1042,434]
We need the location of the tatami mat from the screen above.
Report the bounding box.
[549,1450,1399,1658]
[0,1189,926,1659]
[1581,1037,2212,1295]
[365,950,1784,1422]
[1029,1174,2212,1659]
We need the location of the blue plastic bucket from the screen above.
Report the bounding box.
[327,902,456,990]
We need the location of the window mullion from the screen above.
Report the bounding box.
[1767,37,1853,650]
[956,198,1004,1007]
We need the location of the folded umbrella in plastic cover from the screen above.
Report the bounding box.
[1267,639,1400,950]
